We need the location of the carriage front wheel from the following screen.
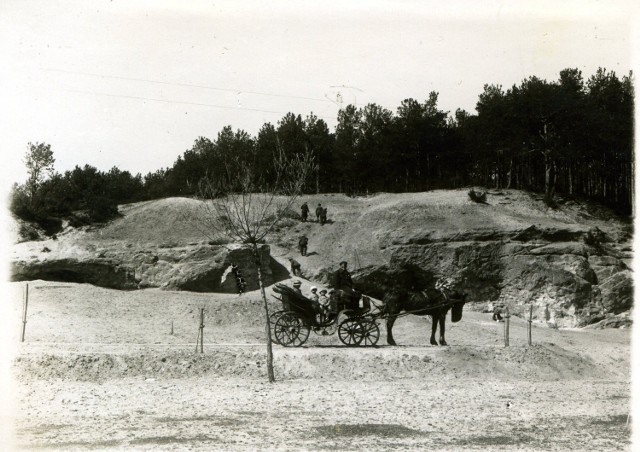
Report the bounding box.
[338,318,364,346]
[359,319,380,346]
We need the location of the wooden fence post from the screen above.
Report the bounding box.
[528,304,533,346]
[21,284,29,342]
[199,308,204,353]
[504,306,510,347]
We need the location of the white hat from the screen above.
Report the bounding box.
[310,286,317,291]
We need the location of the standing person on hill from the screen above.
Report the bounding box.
[288,257,301,276]
[315,203,323,222]
[300,202,309,222]
[298,236,308,256]
[319,207,328,225]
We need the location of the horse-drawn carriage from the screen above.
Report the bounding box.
[270,277,468,347]
[270,283,381,347]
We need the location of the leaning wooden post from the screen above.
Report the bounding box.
[199,308,205,353]
[528,304,533,346]
[504,306,510,347]
[21,284,29,342]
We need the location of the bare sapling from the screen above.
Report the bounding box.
[504,306,510,347]
[21,283,29,342]
[193,142,317,382]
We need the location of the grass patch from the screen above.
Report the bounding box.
[453,434,534,446]
[18,424,69,435]
[155,415,240,426]
[590,414,629,426]
[26,439,121,449]
[129,434,217,445]
[315,423,424,438]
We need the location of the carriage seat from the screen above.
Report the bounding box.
[273,283,322,319]
[331,289,370,315]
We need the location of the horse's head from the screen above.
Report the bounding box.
[450,293,467,323]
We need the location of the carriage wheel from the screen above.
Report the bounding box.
[359,319,380,346]
[338,318,364,346]
[292,323,310,346]
[269,311,285,343]
[273,313,302,347]
[269,310,285,326]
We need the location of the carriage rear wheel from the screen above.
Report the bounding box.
[269,310,285,343]
[273,312,310,347]
[338,318,364,346]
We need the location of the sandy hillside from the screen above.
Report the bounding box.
[12,188,631,276]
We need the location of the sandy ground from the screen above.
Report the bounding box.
[2,281,633,451]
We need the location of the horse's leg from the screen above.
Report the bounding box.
[430,315,439,345]
[386,313,398,346]
[438,313,447,346]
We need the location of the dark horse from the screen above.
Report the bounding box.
[382,286,467,346]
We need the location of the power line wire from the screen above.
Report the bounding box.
[42,67,334,104]
[41,86,336,120]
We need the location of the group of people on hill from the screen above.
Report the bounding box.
[300,202,328,225]
[296,202,330,259]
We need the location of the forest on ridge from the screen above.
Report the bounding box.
[11,67,634,234]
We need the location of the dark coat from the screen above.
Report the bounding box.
[333,267,353,290]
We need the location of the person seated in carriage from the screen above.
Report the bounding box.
[292,279,303,295]
[331,261,361,310]
[318,289,330,312]
[316,288,331,322]
[308,286,319,302]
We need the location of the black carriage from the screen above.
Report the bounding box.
[270,283,380,347]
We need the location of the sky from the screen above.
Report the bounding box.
[0,0,636,189]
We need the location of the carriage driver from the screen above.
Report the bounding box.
[332,261,360,309]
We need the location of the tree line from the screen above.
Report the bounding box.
[147,67,634,213]
[11,67,634,233]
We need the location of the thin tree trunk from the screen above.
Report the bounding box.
[568,164,573,195]
[543,151,556,202]
[253,243,275,382]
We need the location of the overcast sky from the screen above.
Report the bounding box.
[0,0,635,190]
